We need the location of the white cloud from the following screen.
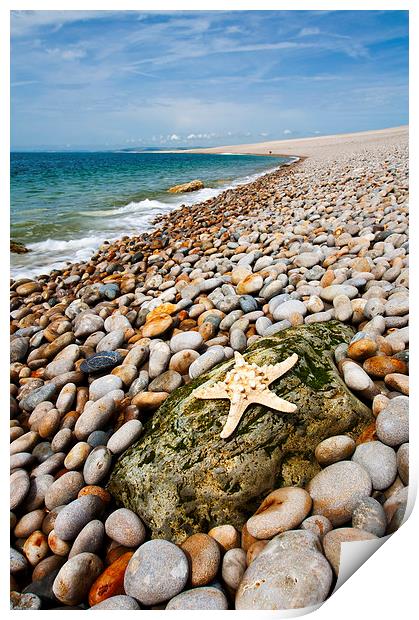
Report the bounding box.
[46,47,86,61]
[299,27,320,37]
[283,129,292,135]
[169,134,180,141]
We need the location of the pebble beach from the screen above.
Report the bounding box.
[10,126,409,610]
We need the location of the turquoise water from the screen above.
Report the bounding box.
[11,151,292,279]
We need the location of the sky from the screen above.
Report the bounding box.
[10,10,409,150]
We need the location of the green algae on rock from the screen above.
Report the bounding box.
[107,321,373,543]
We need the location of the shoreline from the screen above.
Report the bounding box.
[10,154,296,282]
[173,125,408,160]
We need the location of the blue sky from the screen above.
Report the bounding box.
[10,10,408,149]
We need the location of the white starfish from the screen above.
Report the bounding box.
[194,351,298,439]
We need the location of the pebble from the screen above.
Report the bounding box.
[149,369,183,393]
[14,509,45,538]
[90,595,140,610]
[235,538,332,609]
[64,442,92,470]
[189,346,225,379]
[105,508,146,547]
[148,342,171,379]
[11,547,28,574]
[351,441,397,490]
[307,461,372,526]
[180,533,221,586]
[142,314,173,338]
[363,356,407,378]
[74,394,117,440]
[352,497,387,537]
[397,443,409,484]
[10,469,30,510]
[83,446,113,485]
[10,431,40,455]
[320,284,358,302]
[341,360,373,391]
[89,375,123,401]
[208,524,240,551]
[333,295,353,321]
[221,548,247,590]
[272,300,306,322]
[385,372,409,394]
[54,495,104,541]
[88,551,134,606]
[80,351,123,374]
[53,552,103,605]
[124,539,189,605]
[246,487,312,539]
[315,435,356,466]
[23,474,54,512]
[300,515,333,538]
[166,587,229,610]
[45,471,85,510]
[376,395,409,446]
[69,520,105,558]
[96,330,126,352]
[10,592,42,610]
[322,528,378,575]
[169,349,200,374]
[107,419,143,454]
[170,331,204,352]
[23,530,49,566]
[230,329,247,351]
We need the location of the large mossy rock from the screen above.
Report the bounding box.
[108,321,373,542]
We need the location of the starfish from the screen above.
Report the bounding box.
[194,351,298,439]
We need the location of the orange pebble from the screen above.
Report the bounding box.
[88,552,134,607]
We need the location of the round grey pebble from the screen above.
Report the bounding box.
[105,508,146,547]
[352,497,387,537]
[307,461,372,526]
[166,587,229,610]
[83,446,113,485]
[376,395,409,446]
[90,595,140,610]
[351,441,397,491]
[124,539,189,605]
[235,545,332,609]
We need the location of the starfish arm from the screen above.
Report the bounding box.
[220,398,248,439]
[251,389,298,413]
[262,353,299,383]
[194,382,230,400]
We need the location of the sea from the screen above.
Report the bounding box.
[10,151,294,280]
